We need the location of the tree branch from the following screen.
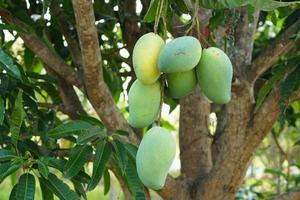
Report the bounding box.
[158,177,190,200]
[248,83,300,143]
[231,8,259,77]
[44,65,87,119]
[50,0,84,73]
[0,8,84,90]
[71,0,137,144]
[248,18,300,84]
[269,190,300,200]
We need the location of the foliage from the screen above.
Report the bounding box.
[0,0,299,199]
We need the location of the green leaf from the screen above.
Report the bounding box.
[72,179,87,200]
[88,141,112,191]
[124,159,145,199]
[174,0,192,13]
[111,140,128,174]
[143,0,160,22]
[0,97,4,125]
[115,129,129,136]
[294,140,300,146]
[0,48,22,80]
[103,168,110,195]
[10,90,26,146]
[264,168,287,179]
[198,0,299,10]
[124,143,138,160]
[199,0,249,9]
[47,120,93,139]
[37,157,50,178]
[0,24,25,33]
[39,178,54,200]
[48,158,67,171]
[16,173,35,200]
[280,66,300,103]
[63,145,93,179]
[77,126,106,145]
[9,184,18,200]
[255,66,288,112]
[0,149,15,161]
[0,161,21,183]
[250,0,300,11]
[41,173,80,200]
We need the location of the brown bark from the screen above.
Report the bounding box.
[71,0,138,144]
[232,8,260,76]
[178,7,212,183]
[179,88,212,181]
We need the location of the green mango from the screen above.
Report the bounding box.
[166,69,197,98]
[196,47,233,104]
[133,32,165,84]
[158,36,202,73]
[128,80,161,128]
[136,127,176,190]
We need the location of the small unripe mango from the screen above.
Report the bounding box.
[196,47,233,104]
[166,69,197,98]
[128,80,161,128]
[132,33,165,84]
[158,36,202,73]
[136,127,176,190]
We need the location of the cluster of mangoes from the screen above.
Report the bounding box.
[130,33,233,190]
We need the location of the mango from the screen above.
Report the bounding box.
[128,80,161,128]
[132,33,165,84]
[196,47,233,104]
[166,69,197,98]
[158,36,202,73]
[136,127,176,190]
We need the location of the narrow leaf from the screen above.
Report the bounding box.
[250,0,300,11]
[10,90,25,146]
[0,48,22,80]
[41,173,80,200]
[39,178,54,200]
[37,157,50,178]
[115,129,129,136]
[9,184,18,200]
[63,145,93,179]
[111,140,128,174]
[88,141,112,191]
[47,120,93,139]
[124,159,146,200]
[0,24,25,33]
[0,97,4,125]
[124,144,138,160]
[77,126,106,145]
[0,161,21,183]
[16,173,35,200]
[0,149,16,161]
[103,168,110,195]
[255,66,288,112]
[72,179,87,200]
[143,0,160,22]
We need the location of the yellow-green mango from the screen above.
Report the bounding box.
[196,47,233,104]
[166,69,197,98]
[128,80,161,128]
[132,33,165,84]
[136,127,176,190]
[158,36,202,73]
